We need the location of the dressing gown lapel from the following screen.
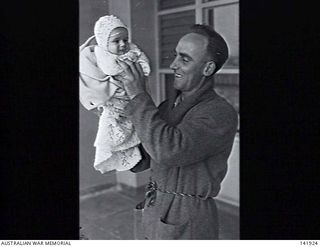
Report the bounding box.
[162,82,216,126]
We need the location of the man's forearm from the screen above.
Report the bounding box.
[125,92,236,167]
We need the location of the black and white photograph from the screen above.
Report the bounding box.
[2,0,320,243]
[79,0,239,240]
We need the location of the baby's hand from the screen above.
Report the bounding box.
[118,50,139,63]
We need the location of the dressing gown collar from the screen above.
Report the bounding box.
[165,80,217,125]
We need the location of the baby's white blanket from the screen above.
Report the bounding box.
[79,36,143,173]
[93,102,141,173]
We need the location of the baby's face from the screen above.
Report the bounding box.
[107,27,129,55]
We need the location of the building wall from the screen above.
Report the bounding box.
[79,0,117,191]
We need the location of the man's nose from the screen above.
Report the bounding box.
[169,57,178,70]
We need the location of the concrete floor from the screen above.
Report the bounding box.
[80,184,239,240]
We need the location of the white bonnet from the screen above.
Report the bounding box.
[94,15,128,48]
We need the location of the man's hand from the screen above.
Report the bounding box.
[114,59,146,100]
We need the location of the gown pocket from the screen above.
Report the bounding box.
[156,217,191,240]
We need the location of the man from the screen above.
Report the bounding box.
[116,24,238,240]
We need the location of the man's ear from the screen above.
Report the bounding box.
[203,61,216,77]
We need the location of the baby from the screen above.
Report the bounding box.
[79,15,151,174]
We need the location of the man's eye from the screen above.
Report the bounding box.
[182,57,190,62]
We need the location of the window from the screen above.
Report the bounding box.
[203,2,239,112]
[159,10,195,68]
[203,3,239,68]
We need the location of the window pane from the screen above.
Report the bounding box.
[159,10,195,68]
[214,73,239,112]
[203,3,239,68]
[158,0,195,10]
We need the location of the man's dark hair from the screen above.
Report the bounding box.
[190,24,229,74]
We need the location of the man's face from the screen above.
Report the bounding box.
[107,27,129,55]
[170,33,209,94]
